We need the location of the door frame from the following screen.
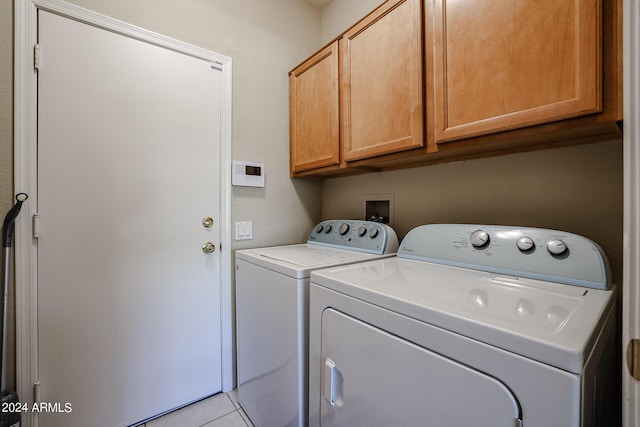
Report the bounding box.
[624,0,640,424]
[14,1,234,424]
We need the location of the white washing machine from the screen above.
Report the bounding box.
[235,219,399,427]
[309,224,616,427]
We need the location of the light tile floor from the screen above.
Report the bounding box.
[142,391,254,427]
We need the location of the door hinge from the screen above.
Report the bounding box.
[33,213,41,238]
[626,339,640,381]
[34,43,40,71]
[33,380,41,403]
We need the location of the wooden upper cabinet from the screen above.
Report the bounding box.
[431,0,601,144]
[341,0,424,162]
[290,41,340,174]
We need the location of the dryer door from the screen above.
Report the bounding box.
[319,308,522,427]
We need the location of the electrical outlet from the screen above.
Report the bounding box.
[235,221,253,240]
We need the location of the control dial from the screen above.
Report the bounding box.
[470,230,490,248]
[516,236,535,252]
[369,227,379,238]
[339,223,350,235]
[547,239,568,255]
[357,226,367,237]
[315,225,324,233]
[324,224,332,233]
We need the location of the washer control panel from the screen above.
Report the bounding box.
[307,220,399,255]
[399,224,611,290]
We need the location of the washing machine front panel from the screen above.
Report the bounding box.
[236,259,304,427]
[319,308,521,427]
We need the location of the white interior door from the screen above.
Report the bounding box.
[36,10,223,426]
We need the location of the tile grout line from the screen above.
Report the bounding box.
[198,393,252,427]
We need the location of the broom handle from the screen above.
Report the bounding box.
[1,247,9,391]
[1,193,27,392]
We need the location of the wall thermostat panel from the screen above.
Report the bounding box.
[232,161,265,187]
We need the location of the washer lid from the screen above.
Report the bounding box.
[311,257,615,374]
[236,244,390,279]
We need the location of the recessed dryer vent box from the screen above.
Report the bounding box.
[363,193,394,224]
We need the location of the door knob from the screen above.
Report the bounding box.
[202,217,214,228]
[202,242,216,253]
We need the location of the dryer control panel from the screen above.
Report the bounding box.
[307,220,399,255]
[399,224,611,290]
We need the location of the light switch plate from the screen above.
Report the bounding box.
[235,221,253,240]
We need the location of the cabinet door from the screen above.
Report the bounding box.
[341,0,424,162]
[290,41,340,173]
[432,0,601,143]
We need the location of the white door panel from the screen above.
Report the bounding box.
[320,308,521,427]
[37,10,222,426]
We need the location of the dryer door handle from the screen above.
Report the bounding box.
[323,358,344,407]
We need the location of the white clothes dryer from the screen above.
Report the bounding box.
[309,224,616,427]
[235,220,399,427]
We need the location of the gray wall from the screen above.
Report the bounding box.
[320,0,383,43]
[0,0,13,219]
[321,141,624,284]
